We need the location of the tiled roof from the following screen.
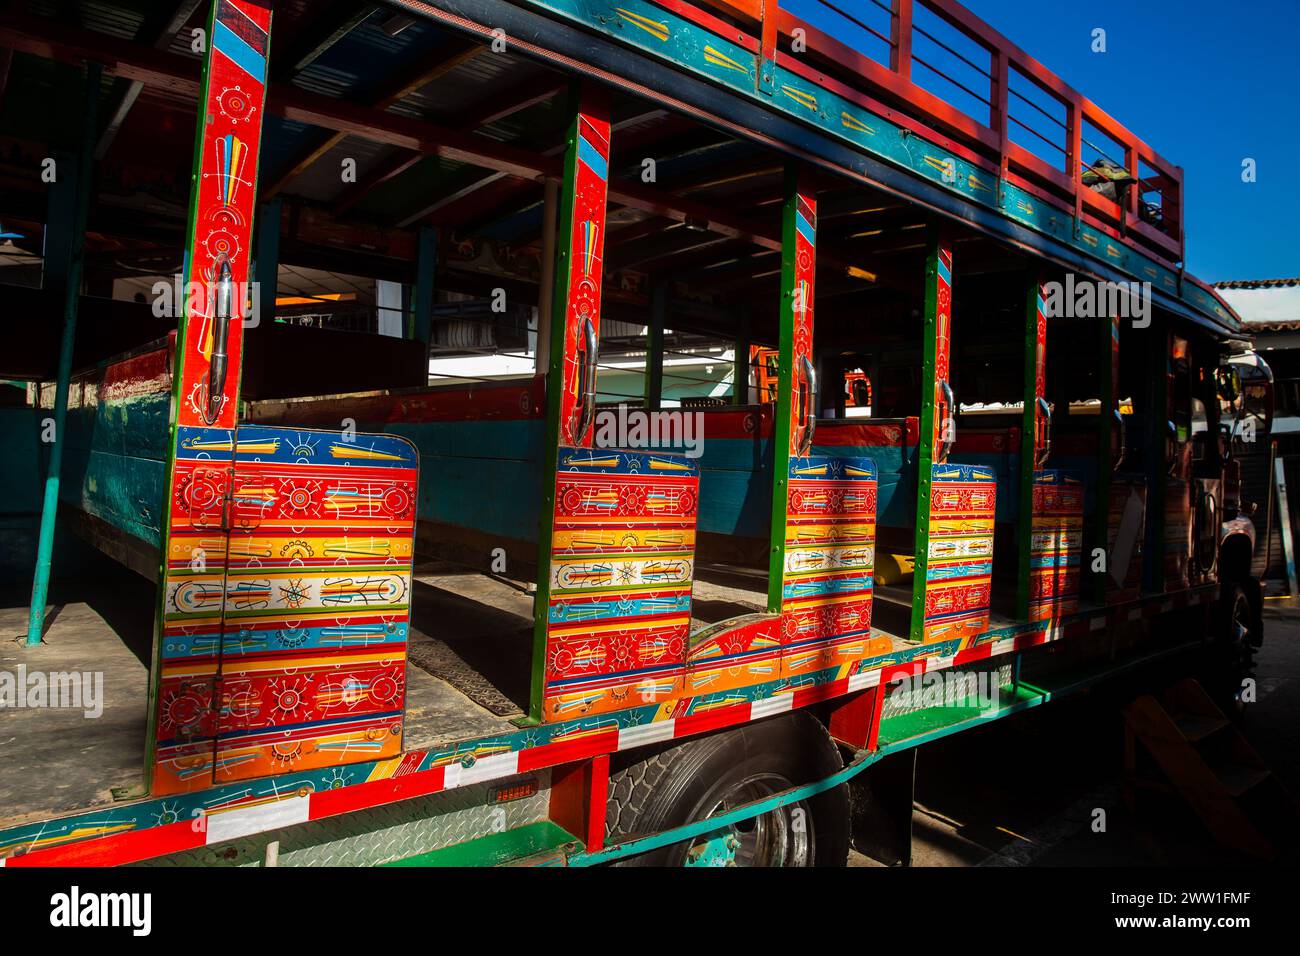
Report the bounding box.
[1213,278,1300,289]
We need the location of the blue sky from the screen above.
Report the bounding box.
[785,0,1298,281]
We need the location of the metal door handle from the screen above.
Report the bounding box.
[1035,396,1052,469]
[1112,409,1126,472]
[796,355,817,456]
[936,379,955,463]
[571,318,598,445]
[204,260,233,425]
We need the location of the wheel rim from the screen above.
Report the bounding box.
[682,773,814,867]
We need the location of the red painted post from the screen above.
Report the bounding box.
[1067,101,1082,223]
[759,0,778,93]
[828,688,879,750]
[890,0,913,80]
[992,50,1009,180]
[1126,146,1139,229]
[549,754,610,851]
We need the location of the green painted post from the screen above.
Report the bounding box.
[526,82,610,722]
[26,63,100,646]
[645,279,666,410]
[1015,275,1043,621]
[412,226,437,349]
[765,166,807,613]
[908,227,949,640]
[253,196,281,328]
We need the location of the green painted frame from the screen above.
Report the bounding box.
[1015,275,1046,620]
[143,0,274,789]
[765,165,812,612]
[527,81,610,722]
[907,226,951,640]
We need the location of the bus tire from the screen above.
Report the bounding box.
[1207,582,1256,715]
[604,711,850,866]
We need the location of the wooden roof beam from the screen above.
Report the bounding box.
[94,0,205,160]
[273,1,377,81]
[263,39,485,198]
[332,77,566,215]
[0,15,872,266]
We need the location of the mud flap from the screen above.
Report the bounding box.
[848,748,917,866]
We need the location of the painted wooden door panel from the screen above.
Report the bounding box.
[213,426,418,783]
[153,425,419,792]
[1027,470,1085,620]
[779,455,886,676]
[150,0,274,795]
[154,426,239,793]
[920,463,997,644]
[542,448,699,720]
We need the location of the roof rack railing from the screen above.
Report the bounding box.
[691,0,1184,265]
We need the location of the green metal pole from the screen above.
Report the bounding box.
[27,63,100,646]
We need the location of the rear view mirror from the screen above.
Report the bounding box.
[1215,365,1242,405]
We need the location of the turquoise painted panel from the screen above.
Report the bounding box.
[812,439,917,529]
[413,453,541,543]
[380,420,543,542]
[388,419,544,462]
[949,452,1021,522]
[695,435,772,537]
[0,407,43,513]
[697,466,772,537]
[54,392,170,550]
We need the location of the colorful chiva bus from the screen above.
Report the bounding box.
[0,0,1270,867]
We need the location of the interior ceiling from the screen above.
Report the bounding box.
[0,0,1029,337]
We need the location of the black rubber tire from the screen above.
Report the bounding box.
[605,711,850,866]
[1206,583,1256,715]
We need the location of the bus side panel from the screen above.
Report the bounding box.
[1028,470,1085,620]
[921,464,996,646]
[542,448,699,721]
[154,427,238,794]
[780,454,888,677]
[212,425,418,783]
[687,614,783,694]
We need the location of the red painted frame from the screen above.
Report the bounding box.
[693,0,1185,263]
